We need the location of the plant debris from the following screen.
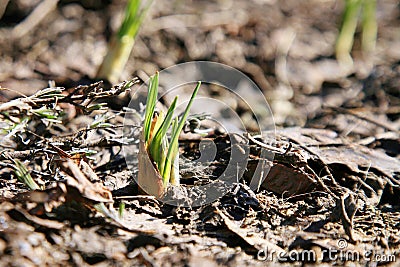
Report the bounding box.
[1,0,400,266]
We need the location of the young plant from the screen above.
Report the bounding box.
[12,159,40,190]
[335,0,377,65]
[96,0,152,83]
[138,72,201,197]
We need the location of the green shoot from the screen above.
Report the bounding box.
[96,0,153,83]
[118,202,125,219]
[87,103,108,112]
[149,97,177,172]
[162,82,201,184]
[169,117,179,185]
[336,0,377,65]
[33,88,64,99]
[361,0,377,53]
[141,74,201,190]
[336,0,363,65]
[4,117,30,138]
[32,108,58,120]
[143,72,159,143]
[90,113,114,129]
[117,0,150,40]
[13,159,40,190]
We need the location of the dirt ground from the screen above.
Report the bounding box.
[0,0,399,266]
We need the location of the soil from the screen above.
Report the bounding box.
[0,0,400,266]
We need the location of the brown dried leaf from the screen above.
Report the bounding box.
[138,130,165,198]
[277,128,400,178]
[65,159,113,203]
[308,145,400,178]
[264,162,316,195]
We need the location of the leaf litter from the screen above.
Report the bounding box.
[1,0,400,265]
[0,79,398,266]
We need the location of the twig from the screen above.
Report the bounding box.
[12,0,59,39]
[297,143,342,196]
[0,79,137,111]
[114,195,159,202]
[0,149,57,160]
[273,132,343,198]
[83,137,130,148]
[59,124,140,139]
[325,105,399,133]
[243,132,290,154]
[304,165,340,200]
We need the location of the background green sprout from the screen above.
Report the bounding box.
[336,0,377,65]
[96,0,153,83]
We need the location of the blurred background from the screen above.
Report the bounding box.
[0,0,399,131]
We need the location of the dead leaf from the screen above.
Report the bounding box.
[245,160,316,196]
[308,145,400,179]
[216,206,286,255]
[138,130,165,198]
[64,159,113,203]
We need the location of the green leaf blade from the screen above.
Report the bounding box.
[143,72,159,143]
[149,96,178,175]
[162,82,201,181]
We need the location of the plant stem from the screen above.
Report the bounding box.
[169,118,180,186]
[149,97,178,171]
[13,159,40,190]
[336,0,363,65]
[361,0,377,54]
[118,202,125,218]
[144,72,159,143]
[96,0,152,83]
[96,36,135,84]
